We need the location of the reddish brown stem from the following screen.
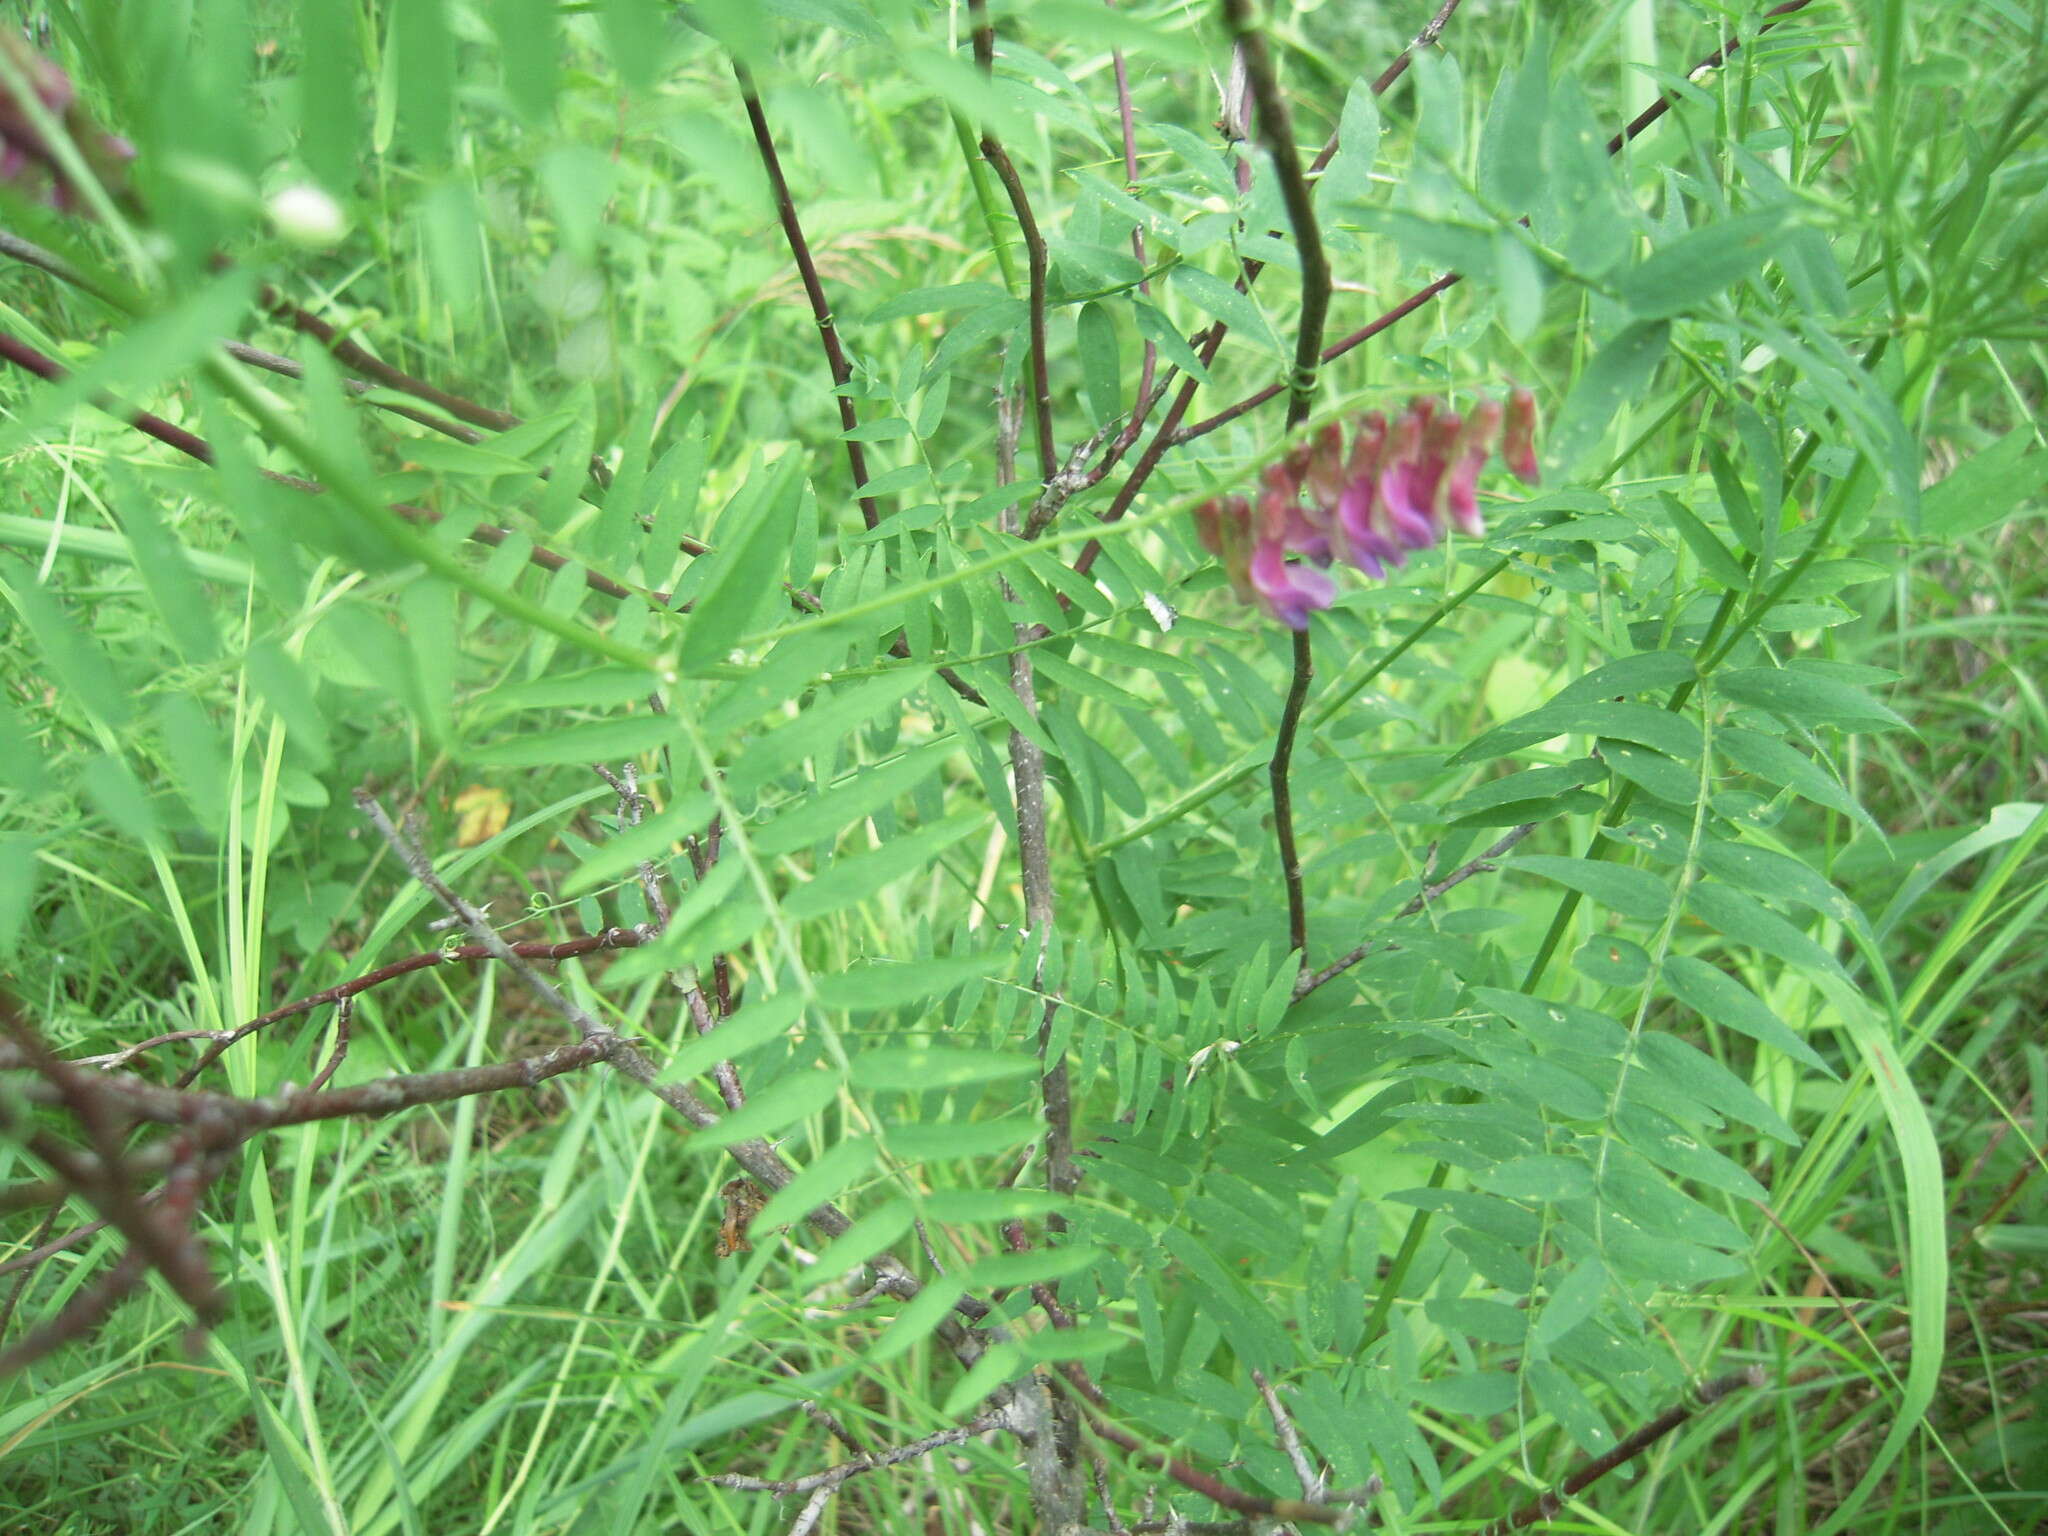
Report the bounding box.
[172,928,648,1088]
[0,327,215,462]
[1223,0,1332,432]
[1269,627,1315,957]
[735,66,881,529]
[1476,1367,1766,1535]
[1079,1406,1345,1526]
[258,289,519,434]
[969,1,1059,485]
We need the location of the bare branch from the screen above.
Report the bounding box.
[1108,20,1158,450]
[173,926,650,1089]
[1250,1370,1324,1504]
[1178,0,1820,446]
[0,1249,150,1379]
[1294,823,1536,999]
[0,327,649,601]
[305,994,352,1095]
[0,1009,223,1329]
[1353,0,1463,122]
[1084,0,1817,555]
[1077,1403,1347,1527]
[0,327,215,462]
[1475,1367,1767,1535]
[0,1203,62,1341]
[707,1411,1003,1496]
[13,1036,620,1133]
[74,1029,239,1071]
[351,792,989,1346]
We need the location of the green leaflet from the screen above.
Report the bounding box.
[1662,954,1835,1073]
[684,1069,843,1152]
[850,1047,1037,1090]
[1717,664,1910,732]
[1545,320,1669,475]
[474,712,678,770]
[678,459,797,671]
[1615,207,1797,318]
[1511,853,1672,922]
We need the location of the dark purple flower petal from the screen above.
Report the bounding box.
[1249,539,1336,629]
[1335,478,1400,577]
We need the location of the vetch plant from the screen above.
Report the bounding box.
[1,4,2043,1535]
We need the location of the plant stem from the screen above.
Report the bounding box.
[735,65,881,528]
[1271,628,1315,958]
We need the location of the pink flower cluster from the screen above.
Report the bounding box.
[1194,388,1540,629]
[0,35,134,212]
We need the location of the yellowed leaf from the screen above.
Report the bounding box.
[453,785,511,847]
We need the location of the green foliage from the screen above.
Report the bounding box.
[3,2,2046,1533]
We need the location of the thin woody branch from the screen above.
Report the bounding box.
[0,323,991,707]
[1077,1403,1358,1527]
[1222,0,1331,432]
[1294,822,1537,998]
[993,408,1079,1217]
[349,792,993,1348]
[0,1014,222,1328]
[736,66,882,530]
[969,0,1059,487]
[1251,1369,1330,1504]
[1474,1366,1767,1535]
[0,326,646,599]
[706,1411,1004,1497]
[0,229,614,488]
[1172,272,1464,443]
[252,286,623,489]
[14,1033,621,1132]
[170,925,649,1088]
[1270,630,1314,959]
[0,326,214,461]
[1065,0,1429,586]
[0,1249,150,1378]
[222,337,504,449]
[987,342,1086,1517]
[1108,19,1159,453]
[1351,0,1464,132]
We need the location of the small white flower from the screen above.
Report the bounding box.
[267,183,347,246]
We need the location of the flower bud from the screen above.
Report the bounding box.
[0,34,132,213]
[1504,386,1541,486]
[268,183,348,247]
[1437,398,1502,538]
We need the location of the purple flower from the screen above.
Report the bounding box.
[1192,387,1540,628]
[1248,535,1336,630]
[1194,493,1260,607]
[1436,398,1503,539]
[1373,401,1443,549]
[0,34,133,213]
